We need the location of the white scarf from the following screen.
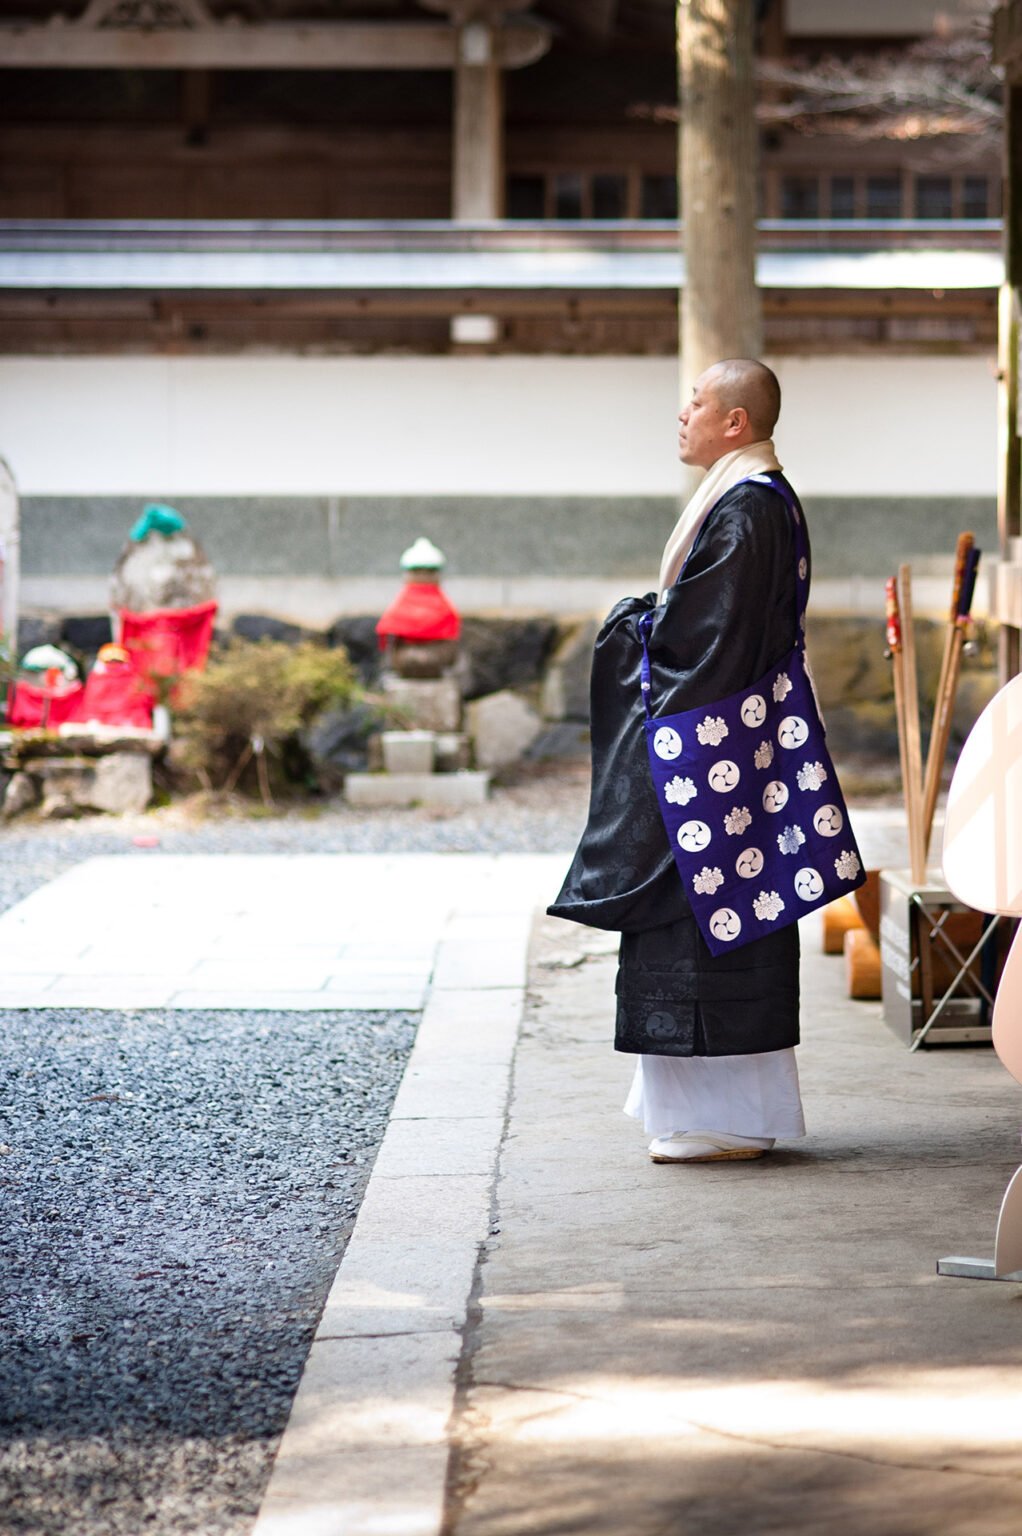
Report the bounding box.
[657,439,783,601]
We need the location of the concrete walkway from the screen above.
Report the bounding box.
[443,908,1022,1536]
[245,813,1022,1536]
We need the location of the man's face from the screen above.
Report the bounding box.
[677,368,733,470]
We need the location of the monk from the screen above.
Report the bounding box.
[549,358,807,1163]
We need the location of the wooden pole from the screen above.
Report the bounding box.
[899,564,927,884]
[931,567,977,839]
[997,280,1020,685]
[921,532,973,851]
[998,75,1022,685]
[678,0,762,403]
[453,21,504,220]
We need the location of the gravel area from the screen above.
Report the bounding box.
[0,1007,416,1536]
[0,765,587,1536]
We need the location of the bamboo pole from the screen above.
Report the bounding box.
[898,564,927,884]
[922,532,973,852]
[922,541,982,852]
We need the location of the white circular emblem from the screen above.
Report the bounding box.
[762,780,789,813]
[736,847,765,879]
[740,694,766,728]
[677,819,712,853]
[794,866,825,902]
[813,804,843,837]
[778,715,810,750]
[653,726,682,761]
[709,907,742,943]
[708,759,740,793]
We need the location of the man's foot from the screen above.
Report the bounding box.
[648,1130,773,1163]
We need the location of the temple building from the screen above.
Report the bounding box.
[0,0,1004,621]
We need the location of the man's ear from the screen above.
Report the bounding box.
[725,407,749,437]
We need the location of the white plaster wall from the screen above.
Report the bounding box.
[772,354,997,497]
[0,352,997,499]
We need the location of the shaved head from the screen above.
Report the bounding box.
[704,358,781,439]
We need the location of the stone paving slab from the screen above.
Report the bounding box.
[0,853,558,1012]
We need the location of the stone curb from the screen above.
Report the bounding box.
[251,854,563,1536]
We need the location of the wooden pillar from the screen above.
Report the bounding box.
[0,457,20,656]
[677,0,762,401]
[450,15,503,343]
[999,82,1022,683]
[453,20,503,221]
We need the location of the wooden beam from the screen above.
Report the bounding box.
[999,80,1022,681]
[0,19,550,71]
[994,2,1022,79]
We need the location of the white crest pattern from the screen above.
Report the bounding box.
[777,824,806,856]
[772,672,793,703]
[813,804,843,836]
[763,780,789,813]
[695,714,729,747]
[753,890,785,922]
[664,775,697,807]
[798,557,808,580]
[754,740,774,771]
[653,725,682,760]
[795,760,827,792]
[835,849,861,881]
[724,805,752,837]
[693,865,725,896]
[709,907,742,941]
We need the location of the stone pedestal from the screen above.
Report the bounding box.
[381,730,436,774]
[382,674,462,733]
[18,752,153,819]
[1,727,162,819]
[344,771,490,809]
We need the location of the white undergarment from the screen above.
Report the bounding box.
[624,1048,807,1140]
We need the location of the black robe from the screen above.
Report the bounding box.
[548,478,805,1058]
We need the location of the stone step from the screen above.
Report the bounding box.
[344,771,490,808]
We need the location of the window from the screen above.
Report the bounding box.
[915,176,953,220]
[506,175,545,220]
[592,174,627,220]
[961,176,989,219]
[866,176,902,219]
[781,176,820,219]
[640,174,678,220]
[829,176,856,219]
[553,173,583,220]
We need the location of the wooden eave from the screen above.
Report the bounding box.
[0,12,551,70]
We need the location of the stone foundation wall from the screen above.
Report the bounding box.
[15,606,996,773]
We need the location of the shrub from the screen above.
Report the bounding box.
[174,639,365,803]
